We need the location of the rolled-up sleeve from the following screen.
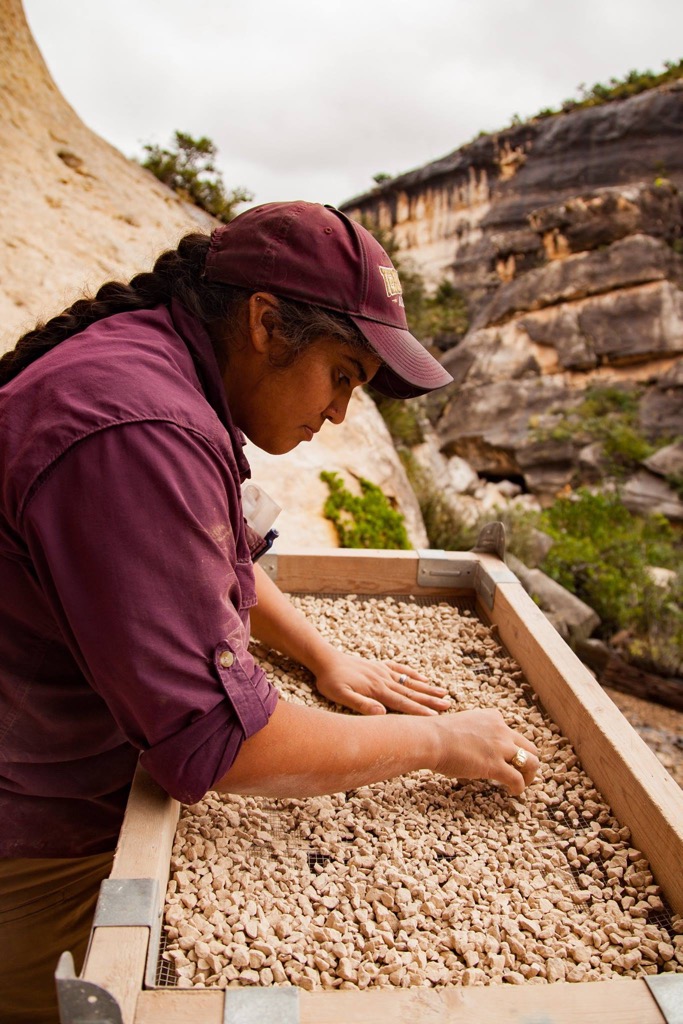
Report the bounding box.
[21,419,279,804]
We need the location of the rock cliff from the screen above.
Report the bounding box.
[342,84,683,515]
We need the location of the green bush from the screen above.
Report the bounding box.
[539,489,682,671]
[530,58,683,122]
[530,384,658,478]
[140,131,252,223]
[320,471,411,549]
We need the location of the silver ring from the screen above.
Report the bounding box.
[510,748,528,770]
[397,673,408,686]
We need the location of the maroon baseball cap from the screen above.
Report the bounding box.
[204,201,453,399]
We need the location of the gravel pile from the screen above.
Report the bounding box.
[161,595,683,990]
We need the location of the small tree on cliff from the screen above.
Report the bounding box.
[140,131,252,223]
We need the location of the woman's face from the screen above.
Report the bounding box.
[233,334,382,455]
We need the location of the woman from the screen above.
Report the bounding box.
[0,201,539,1022]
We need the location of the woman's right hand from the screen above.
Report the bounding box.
[218,700,539,800]
[429,708,540,796]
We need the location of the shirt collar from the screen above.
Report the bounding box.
[169,299,251,481]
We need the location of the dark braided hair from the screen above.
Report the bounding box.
[0,233,371,386]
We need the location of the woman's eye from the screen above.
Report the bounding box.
[338,372,351,388]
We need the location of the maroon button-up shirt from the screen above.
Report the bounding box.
[0,301,279,856]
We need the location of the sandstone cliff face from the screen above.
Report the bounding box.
[0,0,217,352]
[0,0,426,548]
[342,85,683,515]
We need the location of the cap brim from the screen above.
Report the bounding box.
[349,316,454,399]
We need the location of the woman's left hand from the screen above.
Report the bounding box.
[314,651,452,716]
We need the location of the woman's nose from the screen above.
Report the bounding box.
[324,392,351,426]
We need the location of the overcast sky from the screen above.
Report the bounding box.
[23,0,683,210]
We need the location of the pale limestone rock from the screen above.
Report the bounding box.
[507,554,601,643]
[622,469,683,522]
[645,440,683,478]
[0,0,208,354]
[410,427,479,498]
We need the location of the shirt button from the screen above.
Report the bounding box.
[219,651,234,668]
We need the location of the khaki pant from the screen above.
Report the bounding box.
[0,851,114,1024]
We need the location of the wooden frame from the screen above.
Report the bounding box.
[60,549,683,1023]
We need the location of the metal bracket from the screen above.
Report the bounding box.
[93,877,159,928]
[416,549,478,590]
[259,552,279,581]
[224,987,300,1024]
[472,520,506,561]
[56,951,124,1024]
[645,974,683,1024]
[92,878,162,989]
[417,546,517,611]
[57,878,162,1021]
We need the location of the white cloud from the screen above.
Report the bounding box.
[23,0,683,206]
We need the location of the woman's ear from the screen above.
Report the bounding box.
[248,292,280,354]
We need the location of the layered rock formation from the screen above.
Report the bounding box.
[342,84,683,515]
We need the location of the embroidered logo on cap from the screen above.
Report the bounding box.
[378,265,403,298]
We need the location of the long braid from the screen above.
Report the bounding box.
[0,232,372,387]
[0,234,234,386]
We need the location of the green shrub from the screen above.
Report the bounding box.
[528,58,683,122]
[666,472,683,499]
[320,471,411,549]
[140,131,252,223]
[419,489,476,551]
[530,384,658,478]
[539,489,682,671]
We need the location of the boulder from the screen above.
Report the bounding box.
[519,528,554,569]
[520,280,683,370]
[639,360,683,440]
[621,468,683,522]
[578,442,610,482]
[437,376,584,500]
[578,281,683,365]
[520,305,597,371]
[410,431,479,499]
[644,440,683,478]
[441,322,542,386]
[507,554,600,643]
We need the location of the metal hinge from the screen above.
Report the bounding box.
[416,549,479,590]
